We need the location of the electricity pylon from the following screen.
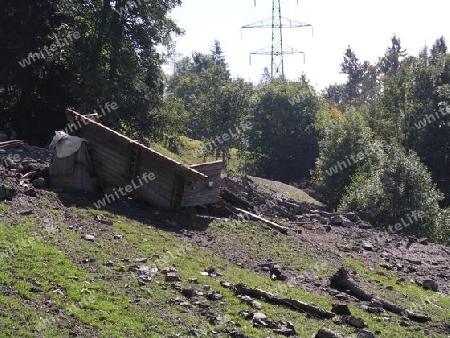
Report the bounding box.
[242,0,312,77]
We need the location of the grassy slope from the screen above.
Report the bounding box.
[0,141,449,337]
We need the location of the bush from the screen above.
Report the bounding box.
[339,143,448,241]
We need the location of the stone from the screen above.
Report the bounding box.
[362,241,374,251]
[331,303,351,315]
[422,279,438,291]
[165,272,180,282]
[315,328,344,338]
[358,223,373,229]
[83,234,95,241]
[347,316,365,328]
[182,287,197,298]
[357,329,376,338]
[252,312,268,327]
[418,237,429,245]
[270,264,283,277]
[271,321,296,336]
[134,258,147,263]
[31,177,45,189]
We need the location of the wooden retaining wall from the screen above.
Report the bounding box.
[66,109,222,209]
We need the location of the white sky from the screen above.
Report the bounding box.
[166,0,450,90]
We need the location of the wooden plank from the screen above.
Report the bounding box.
[0,140,24,150]
[65,109,219,209]
[233,207,290,234]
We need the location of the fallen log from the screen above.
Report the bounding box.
[220,188,252,209]
[234,207,290,234]
[330,267,431,323]
[0,140,24,150]
[228,282,335,319]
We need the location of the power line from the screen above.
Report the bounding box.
[242,0,312,77]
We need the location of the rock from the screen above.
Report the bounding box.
[315,328,344,338]
[325,225,332,232]
[422,279,438,291]
[182,287,197,298]
[343,212,359,222]
[129,265,158,284]
[165,272,181,282]
[239,310,253,320]
[82,234,95,241]
[162,267,177,274]
[347,316,365,328]
[270,264,283,277]
[271,321,296,336]
[330,215,352,227]
[31,177,45,189]
[252,312,268,327]
[134,258,147,263]
[334,293,348,301]
[220,280,231,288]
[105,260,113,267]
[206,290,223,301]
[330,215,344,226]
[204,266,216,274]
[361,241,374,251]
[357,329,376,338]
[16,209,33,215]
[418,237,429,245]
[331,303,351,315]
[358,223,373,229]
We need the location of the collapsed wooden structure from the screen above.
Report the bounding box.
[64,109,222,209]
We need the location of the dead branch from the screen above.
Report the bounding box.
[330,268,431,323]
[230,282,335,319]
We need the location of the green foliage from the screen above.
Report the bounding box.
[167,43,254,165]
[313,106,377,208]
[339,144,447,241]
[247,78,321,182]
[0,0,182,145]
[378,39,450,205]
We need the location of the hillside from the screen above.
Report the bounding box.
[0,144,449,338]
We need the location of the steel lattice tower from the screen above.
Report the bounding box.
[242,0,312,77]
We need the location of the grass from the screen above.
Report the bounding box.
[249,176,324,206]
[1,199,449,337]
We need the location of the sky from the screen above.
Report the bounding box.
[166,0,450,90]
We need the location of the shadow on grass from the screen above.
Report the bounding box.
[55,190,214,234]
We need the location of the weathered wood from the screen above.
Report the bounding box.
[220,188,252,209]
[234,207,290,234]
[229,283,335,319]
[65,109,222,209]
[0,140,24,150]
[330,268,431,323]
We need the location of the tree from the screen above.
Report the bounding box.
[312,107,377,209]
[340,46,366,104]
[379,35,407,78]
[247,78,320,182]
[167,43,253,165]
[0,0,183,145]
